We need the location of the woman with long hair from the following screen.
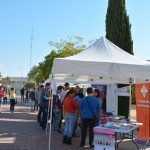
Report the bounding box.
[62,88,79,145]
[93,89,102,125]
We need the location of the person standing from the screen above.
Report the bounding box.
[3,88,8,105]
[20,87,25,102]
[25,89,29,102]
[79,87,100,148]
[10,88,16,113]
[40,83,51,130]
[35,88,39,111]
[73,86,84,137]
[37,85,44,123]
[59,82,70,130]
[93,89,102,125]
[53,87,62,133]
[62,88,79,145]
[0,86,4,113]
[29,88,36,111]
[74,86,84,100]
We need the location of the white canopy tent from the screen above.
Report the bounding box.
[48,37,150,150]
[51,36,150,84]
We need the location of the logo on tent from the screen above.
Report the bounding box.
[141,85,148,98]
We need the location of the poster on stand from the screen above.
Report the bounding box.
[94,127,115,150]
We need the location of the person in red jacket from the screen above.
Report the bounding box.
[0,86,4,112]
[62,88,79,145]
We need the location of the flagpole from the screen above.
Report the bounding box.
[129,78,132,117]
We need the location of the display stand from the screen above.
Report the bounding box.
[142,83,150,150]
[143,90,150,150]
[94,127,115,150]
[143,138,150,150]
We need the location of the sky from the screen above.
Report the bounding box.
[0,0,150,77]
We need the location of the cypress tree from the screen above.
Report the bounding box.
[105,0,133,118]
[106,0,133,54]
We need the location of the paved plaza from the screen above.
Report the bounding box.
[0,101,150,150]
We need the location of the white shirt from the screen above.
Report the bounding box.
[59,89,68,103]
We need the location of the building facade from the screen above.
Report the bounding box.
[9,77,27,94]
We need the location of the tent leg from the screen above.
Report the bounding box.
[46,99,51,135]
[129,83,132,117]
[48,96,53,150]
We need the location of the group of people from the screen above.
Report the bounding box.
[0,86,39,113]
[20,87,30,102]
[1,82,103,148]
[20,87,39,112]
[62,86,101,148]
[36,82,102,148]
[0,86,17,113]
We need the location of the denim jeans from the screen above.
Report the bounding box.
[53,109,61,131]
[64,113,75,137]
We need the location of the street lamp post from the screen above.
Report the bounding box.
[19,68,22,88]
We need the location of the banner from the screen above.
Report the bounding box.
[91,84,106,99]
[115,86,130,96]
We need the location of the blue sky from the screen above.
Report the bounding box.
[0,0,150,77]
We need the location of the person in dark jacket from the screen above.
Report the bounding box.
[53,90,62,133]
[20,87,25,102]
[37,85,44,123]
[40,83,51,130]
[30,88,36,111]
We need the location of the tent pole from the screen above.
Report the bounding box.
[48,75,56,150]
[48,96,53,150]
[46,98,51,134]
[129,83,132,118]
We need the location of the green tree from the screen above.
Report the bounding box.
[27,66,39,81]
[28,36,86,84]
[2,77,10,85]
[24,80,36,89]
[105,0,133,118]
[106,0,133,54]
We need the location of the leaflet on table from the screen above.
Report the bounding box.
[93,127,115,135]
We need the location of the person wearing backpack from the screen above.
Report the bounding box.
[79,87,100,148]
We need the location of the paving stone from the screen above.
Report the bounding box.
[0,102,150,150]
